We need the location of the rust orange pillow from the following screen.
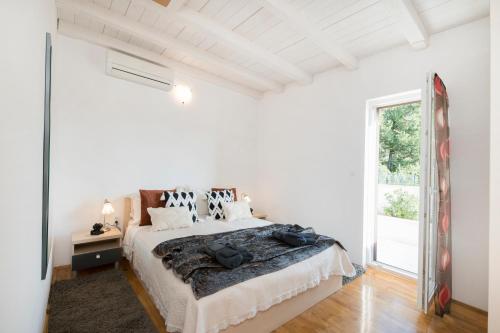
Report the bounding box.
[139,189,175,226]
[212,187,237,201]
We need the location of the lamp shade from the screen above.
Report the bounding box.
[241,193,252,203]
[101,199,114,215]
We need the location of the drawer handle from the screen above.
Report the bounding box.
[96,254,101,259]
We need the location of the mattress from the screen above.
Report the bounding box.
[123,217,355,333]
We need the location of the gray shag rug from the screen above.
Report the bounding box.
[343,263,365,285]
[49,269,157,333]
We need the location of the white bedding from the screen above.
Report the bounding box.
[124,218,355,333]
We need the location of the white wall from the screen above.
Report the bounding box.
[51,36,259,266]
[490,2,499,331]
[256,18,490,311]
[0,1,56,332]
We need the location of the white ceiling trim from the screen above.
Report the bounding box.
[175,7,313,84]
[383,0,428,49]
[260,0,359,70]
[55,0,283,93]
[58,21,263,99]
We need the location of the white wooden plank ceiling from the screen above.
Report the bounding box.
[56,0,489,98]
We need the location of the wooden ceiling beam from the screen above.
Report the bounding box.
[383,0,428,49]
[135,0,186,17]
[58,21,264,99]
[259,0,358,70]
[55,0,283,93]
[175,7,313,84]
[153,0,171,7]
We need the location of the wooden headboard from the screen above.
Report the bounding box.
[122,196,132,237]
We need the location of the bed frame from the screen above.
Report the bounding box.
[222,276,342,332]
[123,197,343,333]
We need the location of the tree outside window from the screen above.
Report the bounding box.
[378,102,421,220]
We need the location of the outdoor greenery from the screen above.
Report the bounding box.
[383,189,419,220]
[377,102,421,221]
[378,102,421,176]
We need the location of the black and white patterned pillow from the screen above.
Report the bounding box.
[164,191,198,223]
[207,190,234,220]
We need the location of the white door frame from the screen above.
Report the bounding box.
[362,90,423,273]
[418,73,438,313]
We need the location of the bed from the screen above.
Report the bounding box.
[123,216,355,333]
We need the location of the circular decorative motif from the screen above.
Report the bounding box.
[438,284,451,310]
[440,248,451,271]
[440,177,448,195]
[436,107,445,128]
[440,213,450,234]
[439,140,449,161]
[435,76,445,96]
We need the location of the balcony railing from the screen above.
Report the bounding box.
[378,170,419,186]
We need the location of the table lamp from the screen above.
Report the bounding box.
[102,199,114,231]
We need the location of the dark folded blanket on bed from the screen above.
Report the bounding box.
[152,224,346,299]
[272,230,319,246]
[205,242,253,269]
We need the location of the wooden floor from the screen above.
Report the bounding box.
[52,261,487,333]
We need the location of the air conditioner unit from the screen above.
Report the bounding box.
[106,50,173,91]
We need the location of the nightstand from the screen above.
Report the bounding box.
[252,212,268,220]
[71,228,122,274]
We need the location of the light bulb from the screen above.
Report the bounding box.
[173,85,192,104]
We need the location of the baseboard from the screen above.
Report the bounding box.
[52,265,72,284]
[43,305,49,333]
[451,299,488,316]
[53,264,71,271]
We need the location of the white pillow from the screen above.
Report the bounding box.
[196,194,209,216]
[147,207,193,231]
[222,201,252,222]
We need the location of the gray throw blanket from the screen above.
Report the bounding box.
[152,224,344,299]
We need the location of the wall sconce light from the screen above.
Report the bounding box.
[173,84,192,104]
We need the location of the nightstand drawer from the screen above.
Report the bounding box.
[72,248,121,271]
